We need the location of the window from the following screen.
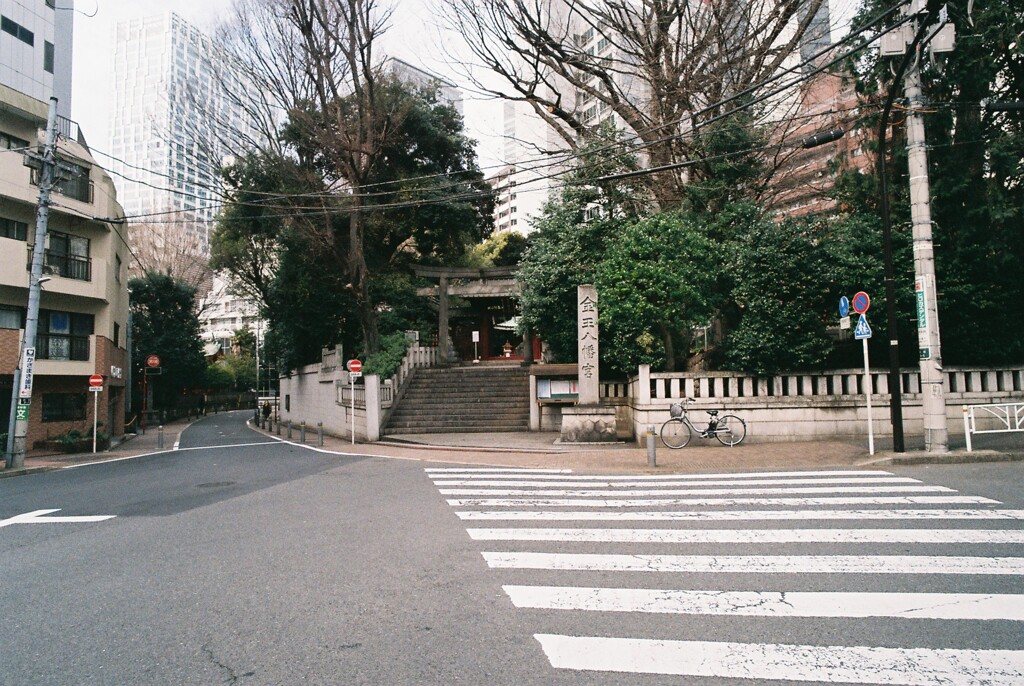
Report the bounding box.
[113,322,120,348]
[115,254,122,283]
[54,160,92,202]
[44,41,54,73]
[1,16,34,46]
[0,305,23,329]
[1,131,29,150]
[36,310,93,361]
[44,230,91,281]
[42,393,87,422]
[1,217,28,241]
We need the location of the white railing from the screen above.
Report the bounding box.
[636,366,1024,403]
[338,381,366,409]
[381,345,438,413]
[963,402,1024,452]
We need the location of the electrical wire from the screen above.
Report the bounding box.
[88,0,916,224]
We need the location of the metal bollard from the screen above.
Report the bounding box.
[276,418,282,436]
[317,422,324,446]
[647,425,657,468]
[158,425,165,451]
[300,421,306,443]
[286,420,292,439]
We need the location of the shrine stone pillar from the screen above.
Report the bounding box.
[560,284,617,443]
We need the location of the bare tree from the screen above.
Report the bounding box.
[442,0,826,209]
[127,217,214,297]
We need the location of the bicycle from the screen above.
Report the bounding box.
[660,398,746,448]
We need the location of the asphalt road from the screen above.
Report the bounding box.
[1,411,1022,685]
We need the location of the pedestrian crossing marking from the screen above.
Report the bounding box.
[505,586,1024,621]
[483,551,1024,575]
[427,466,1024,684]
[456,508,1024,521]
[468,527,1024,544]
[433,476,925,487]
[534,634,1024,685]
[447,495,998,507]
[430,469,900,480]
[441,485,953,496]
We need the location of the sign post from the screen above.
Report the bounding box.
[89,375,103,453]
[347,359,362,444]
[853,297,874,455]
[142,355,160,431]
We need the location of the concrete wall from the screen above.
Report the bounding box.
[278,363,381,443]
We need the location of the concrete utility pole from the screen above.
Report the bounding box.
[903,13,949,453]
[5,97,59,469]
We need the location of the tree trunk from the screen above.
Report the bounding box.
[349,197,379,354]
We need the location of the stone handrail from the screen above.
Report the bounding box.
[630,365,1024,404]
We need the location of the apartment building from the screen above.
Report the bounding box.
[0,87,130,448]
[0,0,73,118]
[767,71,872,217]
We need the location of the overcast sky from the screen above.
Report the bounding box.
[69,0,507,168]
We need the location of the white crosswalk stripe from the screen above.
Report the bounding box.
[428,466,1024,684]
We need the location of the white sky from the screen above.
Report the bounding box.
[70,0,507,169]
[69,0,861,178]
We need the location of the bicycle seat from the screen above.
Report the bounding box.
[706,410,719,416]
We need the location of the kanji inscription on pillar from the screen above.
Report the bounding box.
[577,285,599,405]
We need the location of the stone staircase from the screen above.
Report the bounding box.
[384,363,530,434]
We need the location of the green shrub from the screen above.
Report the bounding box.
[362,333,413,379]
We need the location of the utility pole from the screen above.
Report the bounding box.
[5,97,59,469]
[903,11,949,453]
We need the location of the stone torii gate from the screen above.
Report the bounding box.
[413,265,533,365]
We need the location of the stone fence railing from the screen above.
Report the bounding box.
[623,364,1024,444]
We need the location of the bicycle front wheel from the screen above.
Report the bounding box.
[715,415,747,446]
[660,418,691,449]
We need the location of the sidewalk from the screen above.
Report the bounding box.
[1,416,196,479]
[4,413,1023,478]
[252,421,1024,474]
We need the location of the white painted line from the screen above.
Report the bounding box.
[433,476,924,487]
[469,527,1024,544]
[533,634,1024,685]
[0,509,116,528]
[447,495,998,508]
[440,485,952,497]
[506,586,1024,620]
[424,468,572,473]
[482,552,1024,575]
[456,509,1024,521]
[429,469,895,480]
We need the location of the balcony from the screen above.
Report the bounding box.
[27,248,92,281]
[35,333,90,361]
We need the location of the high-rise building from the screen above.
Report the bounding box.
[0,0,73,118]
[109,12,255,257]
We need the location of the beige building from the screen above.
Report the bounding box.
[1,85,130,448]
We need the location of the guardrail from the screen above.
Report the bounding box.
[963,402,1024,452]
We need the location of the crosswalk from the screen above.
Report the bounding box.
[427,466,1024,685]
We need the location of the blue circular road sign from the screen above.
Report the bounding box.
[839,296,850,318]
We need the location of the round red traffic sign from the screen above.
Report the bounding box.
[89,374,103,387]
[852,291,871,314]
[146,355,161,368]
[346,359,362,373]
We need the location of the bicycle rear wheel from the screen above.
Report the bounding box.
[660,418,691,449]
[715,415,746,446]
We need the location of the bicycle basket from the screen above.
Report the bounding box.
[669,402,683,418]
